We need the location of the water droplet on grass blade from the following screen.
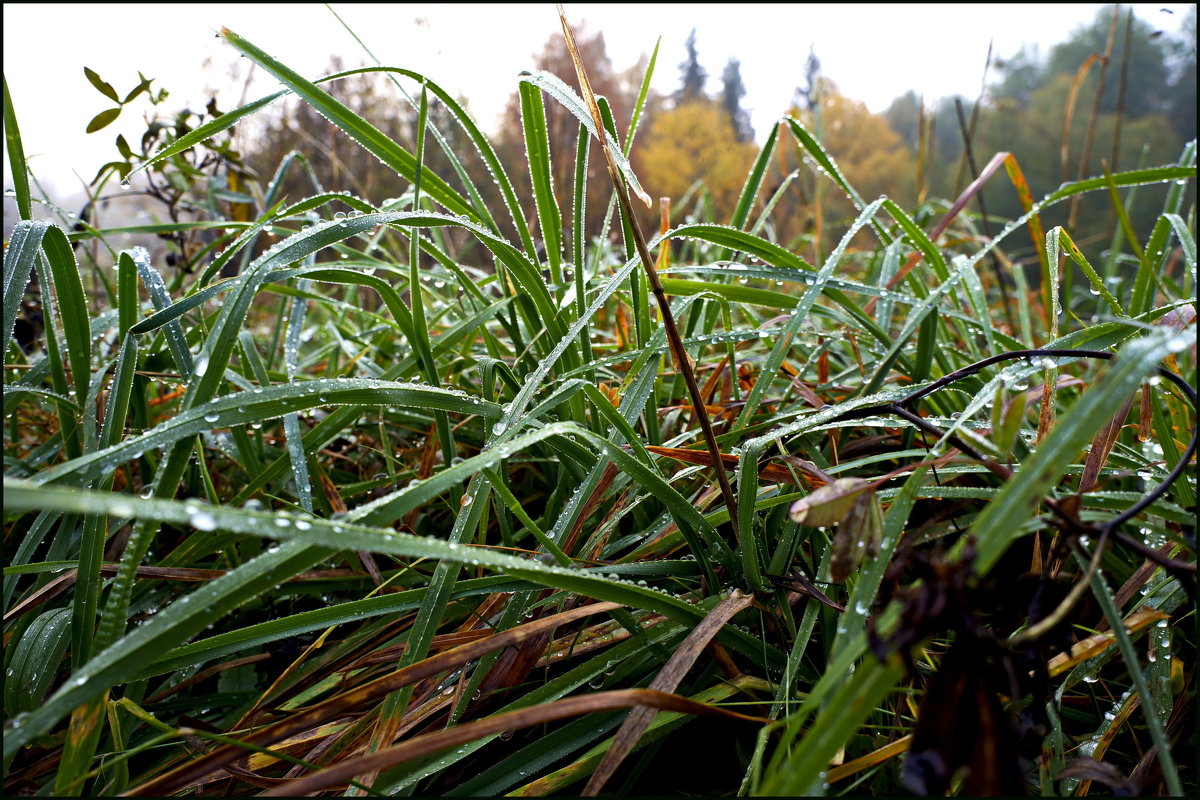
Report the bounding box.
[190,511,218,531]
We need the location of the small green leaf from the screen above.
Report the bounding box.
[114,134,134,160]
[89,161,131,186]
[990,382,1006,448]
[122,74,153,105]
[5,607,72,714]
[85,107,121,134]
[83,67,119,103]
[997,390,1028,462]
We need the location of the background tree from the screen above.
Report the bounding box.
[495,25,642,244]
[978,6,1191,250]
[774,84,916,256]
[1163,5,1196,141]
[792,48,823,112]
[990,44,1045,110]
[975,68,1182,245]
[634,100,758,221]
[877,4,1194,257]
[883,90,921,151]
[676,28,707,104]
[721,57,754,143]
[1043,5,1171,119]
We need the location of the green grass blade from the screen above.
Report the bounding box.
[70,334,138,667]
[128,247,194,379]
[1053,226,1127,317]
[720,122,780,260]
[762,653,906,794]
[1082,550,1183,796]
[969,328,1194,575]
[1161,213,1196,288]
[518,70,649,206]
[520,81,563,280]
[5,607,71,715]
[115,251,139,341]
[3,220,48,358]
[282,276,315,513]
[623,37,659,155]
[217,29,477,221]
[3,74,32,220]
[31,256,81,459]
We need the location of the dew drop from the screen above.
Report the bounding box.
[190,511,218,531]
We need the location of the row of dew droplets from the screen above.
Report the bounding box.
[284,259,315,513]
[190,210,421,438]
[130,246,194,378]
[498,224,652,447]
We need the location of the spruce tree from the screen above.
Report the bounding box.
[676,28,707,103]
[721,57,754,142]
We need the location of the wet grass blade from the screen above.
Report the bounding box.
[3,74,32,220]
[969,329,1194,575]
[3,220,48,361]
[36,226,92,406]
[1083,550,1183,796]
[218,29,476,220]
[520,81,563,280]
[719,122,780,262]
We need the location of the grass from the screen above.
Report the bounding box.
[3,9,1196,797]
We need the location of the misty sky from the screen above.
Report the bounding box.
[2,3,1191,200]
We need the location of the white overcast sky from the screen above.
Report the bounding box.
[2,3,1190,200]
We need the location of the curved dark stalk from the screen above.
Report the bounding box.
[827,348,1196,551]
[556,5,740,539]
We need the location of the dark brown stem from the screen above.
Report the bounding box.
[607,162,741,536]
[557,6,740,537]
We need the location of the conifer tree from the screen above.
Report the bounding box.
[721,57,754,142]
[676,28,707,103]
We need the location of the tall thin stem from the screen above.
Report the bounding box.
[556,5,741,539]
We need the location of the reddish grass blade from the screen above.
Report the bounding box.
[582,589,756,795]
[122,601,623,796]
[262,688,767,796]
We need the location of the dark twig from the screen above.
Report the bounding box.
[826,348,1197,552]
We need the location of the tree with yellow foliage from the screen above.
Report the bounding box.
[798,88,916,206]
[773,82,916,253]
[634,100,759,222]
